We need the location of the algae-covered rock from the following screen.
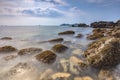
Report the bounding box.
[1,37,12,40]
[87,33,104,40]
[84,37,120,69]
[18,47,42,55]
[58,30,75,35]
[75,34,83,38]
[0,46,17,52]
[52,44,68,53]
[36,50,56,64]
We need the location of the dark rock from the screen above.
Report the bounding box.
[1,37,12,40]
[18,47,42,55]
[52,44,68,53]
[0,46,17,52]
[3,55,17,61]
[84,37,120,69]
[72,23,89,27]
[36,50,56,64]
[75,34,83,38]
[58,31,75,35]
[48,38,64,43]
[92,28,107,33]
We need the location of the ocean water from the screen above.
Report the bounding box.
[0,26,119,80]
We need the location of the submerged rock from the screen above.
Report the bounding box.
[74,76,93,80]
[75,34,83,38]
[84,37,120,69]
[51,72,71,80]
[58,30,75,35]
[98,69,114,80]
[0,46,17,52]
[18,47,42,55]
[1,37,12,40]
[36,50,56,64]
[3,55,17,61]
[48,38,64,43]
[72,49,83,56]
[52,44,68,53]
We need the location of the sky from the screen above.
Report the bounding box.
[0,0,120,25]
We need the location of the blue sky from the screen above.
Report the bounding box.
[0,0,120,25]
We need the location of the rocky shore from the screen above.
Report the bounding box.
[0,27,120,80]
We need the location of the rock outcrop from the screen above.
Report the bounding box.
[75,34,83,38]
[84,37,120,69]
[52,44,68,53]
[36,50,56,64]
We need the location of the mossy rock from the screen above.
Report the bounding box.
[85,37,120,69]
[18,47,42,55]
[92,28,107,33]
[48,38,64,43]
[111,29,120,38]
[75,34,83,38]
[52,44,68,53]
[36,50,56,64]
[1,37,12,40]
[87,33,104,40]
[0,46,17,52]
[58,30,75,35]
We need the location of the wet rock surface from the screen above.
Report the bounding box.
[1,37,12,40]
[52,44,68,53]
[36,50,56,64]
[18,47,42,55]
[87,33,104,40]
[48,38,64,43]
[84,37,120,69]
[0,46,17,52]
[58,30,75,35]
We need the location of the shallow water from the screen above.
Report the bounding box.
[0,26,119,80]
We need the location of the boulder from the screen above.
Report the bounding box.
[18,47,42,55]
[87,33,104,40]
[58,30,75,35]
[52,44,68,53]
[48,38,64,43]
[36,50,56,64]
[92,28,107,33]
[84,37,120,69]
[0,46,17,52]
[1,37,12,40]
[75,34,83,38]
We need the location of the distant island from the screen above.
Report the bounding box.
[60,19,120,28]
